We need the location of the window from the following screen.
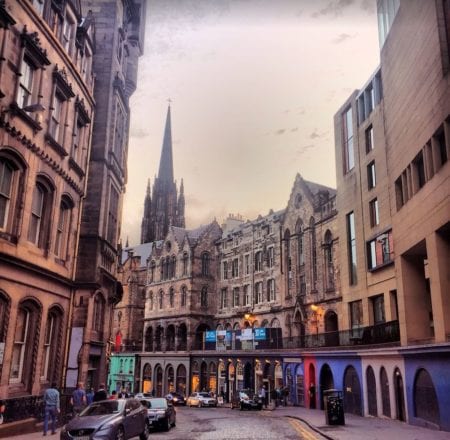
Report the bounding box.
[0,158,15,230]
[299,275,306,296]
[267,279,275,301]
[10,308,29,382]
[201,253,210,276]
[343,107,354,173]
[169,288,174,308]
[324,230,334,290]
[222,261,228,280]
[369,198,380,227]
[0,292,10,350]
[367,161,376,189]
[61,9,76,56]
[243,285,250,306]
[367,231,393,269]
[349,300,363,330]
[17,57,35,109]
[41,308,62,382]
[50,94,63,142]
[395,176,405,210]
[93,294,105,334]
[182,252,188,276]
[254,251,262,272]
[377,0,400,47]
[268,247,274,268]
[412,151,426,192]
[149,261,156,283]
[28,179,53,248]
[54,197,72,259]
[200,286,208,307]
[347,212,357,285]
[310,217,317,289]
[254,282,262,304]
[113,98,126,166]
[232,258,239,278]
[232,287,239,307]
[245,254,250,275]
[434,128,448,166]
[149,292,154,311]
[298,230,304,265]
[181,286,187,307]
[366,125,374,152]
[220,288,228,309]
[107,186,119,244]
[158,291,164,309]
[371,295,385,324]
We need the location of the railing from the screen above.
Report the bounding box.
[189,320,400,351]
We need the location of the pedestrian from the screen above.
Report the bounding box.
[93,383,108,402]
[43,382,60,436]
[0,398,5,424]
[282,386,289,406]
[259,385,267,408]
[109,390,118,400]
[309,383,316,409]
[70,382,87,416]
[86,387,94,405]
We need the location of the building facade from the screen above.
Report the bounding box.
[0,0,94,419]
[68,0,146,391]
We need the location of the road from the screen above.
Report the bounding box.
[9,406,322,440]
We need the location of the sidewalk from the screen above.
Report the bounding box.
[264,406,450,440]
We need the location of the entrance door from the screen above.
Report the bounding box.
[319,364,334,410]
[366,366,377,416]
[394,369,406,422]
[343,366,362,416]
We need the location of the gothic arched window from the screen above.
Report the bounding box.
[201,286,208,308]
[41,306,63,382]
[169,288,174,308]
[182,252,189,276]
[310,217,317,289]
[181,286,187,307]
[93,293,105,334]
[159,290,164,309]
[324,230,334,290]
[201,252,210,276]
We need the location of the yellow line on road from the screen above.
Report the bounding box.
[289,418,320,440]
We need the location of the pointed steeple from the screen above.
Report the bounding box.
[157,105,174,184]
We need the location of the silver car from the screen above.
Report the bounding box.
[186,392,217,407]
[60,398,149,440]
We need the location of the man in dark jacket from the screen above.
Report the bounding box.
[93,384,108,402]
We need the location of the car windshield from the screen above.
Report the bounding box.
[145,398,167,409]
[79,401,124,416]
[199,392,210,398]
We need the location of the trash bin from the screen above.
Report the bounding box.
[323,389,345,425]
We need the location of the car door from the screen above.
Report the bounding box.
[129,399,144,437]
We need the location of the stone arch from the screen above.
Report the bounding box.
[319,363,334,410]
[324,310,339,346]
[165,364,175,394]
[144,326,153,352]
[176,364,187,395]
[394,368,406,422]
[414,368,439,426]
[166,324,175,351]
[154,364,163,396]
[177,323,187,351]
[343,365,362,415]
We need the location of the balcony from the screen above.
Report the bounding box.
[189,320,400,352]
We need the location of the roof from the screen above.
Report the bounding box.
[121,241,162,267]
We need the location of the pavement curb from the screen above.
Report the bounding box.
[284,415,335,440]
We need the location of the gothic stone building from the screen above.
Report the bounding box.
[0,0,94,419]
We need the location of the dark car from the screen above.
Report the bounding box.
[60,398,149,440]
[165,391,186,406]
[230,389,263,411]
[140,397,176,431]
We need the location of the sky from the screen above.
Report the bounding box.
[122,0,380,246]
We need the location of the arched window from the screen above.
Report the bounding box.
[181,286,187,307]
[10,299,41,390]
[0,292,11,370]
[41,306,63,382]
[92,294,105,334]
[201,286,208,307]
[54,195,74,259]
[169,288,174,308]
[267,279,275,301]
[144,326,153,352]
[171,255,177,278]
[201,252,210,276]
[284,229,292,295]
[182,252,189,276]
[28,177,54,249]
[324,230,334,290]
[149,260,156,283]
[159,290,164,309]
[0,153,25,236]
[310,217,317,289]
[164,258,170,280]
[160,259,164,280]
[148,291,154,310]
[295,219,304,266]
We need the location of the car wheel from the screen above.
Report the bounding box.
[165,418,171,432]
[139,422,150,440]
[116,426,125,440]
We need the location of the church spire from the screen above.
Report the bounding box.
[157,105,174,184]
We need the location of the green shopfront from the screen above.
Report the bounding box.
[108,353,137,395]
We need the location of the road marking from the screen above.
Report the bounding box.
[289,418,320,440]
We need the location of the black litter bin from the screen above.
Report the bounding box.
[323,389,345,425]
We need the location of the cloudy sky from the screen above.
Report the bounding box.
[122,0,380,246]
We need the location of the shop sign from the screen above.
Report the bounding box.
[254,328,266,340]
[205,331,216,342]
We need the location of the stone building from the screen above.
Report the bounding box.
[67,0,146,391]
[140,105,185,243]
[0,0,94,420]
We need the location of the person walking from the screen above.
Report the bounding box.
[259,385,267,408]
[93,384,108,402]
[43,382,60,436]
[0,398,5,424]
[86,387,94,405]
[70,382,87,416]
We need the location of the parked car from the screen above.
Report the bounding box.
[166,391,187,405]
[186,392,217,407]
[60,398,149,440]
[140,397,176,431]
[230,389,263,410]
